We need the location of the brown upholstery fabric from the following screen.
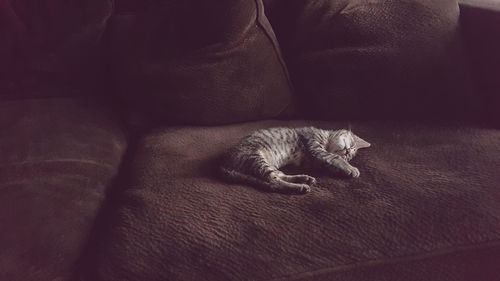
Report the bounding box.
[274,244,500,281]
[459,1,500,127]
[109,0,294,125]
[0,98,127,281]
[265,0,473,121]
[81,120,500,281]
[0,1,113,100]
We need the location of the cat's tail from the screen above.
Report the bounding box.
[219,166,274,191]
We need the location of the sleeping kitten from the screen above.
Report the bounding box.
[220,127,370,194]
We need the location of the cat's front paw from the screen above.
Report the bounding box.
[346,166,360,178]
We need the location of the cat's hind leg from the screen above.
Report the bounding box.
[268,171,312,194]
[221,167,311,194]
[251,157,313,194]
[279,174,317,186]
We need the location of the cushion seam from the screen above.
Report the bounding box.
[267,239,500,281]
[254,0,295,96]
[0,159,116,171]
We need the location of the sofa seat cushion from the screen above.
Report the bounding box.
[108,0,294,125]
[84,121,500,281]
[0,98,127,281]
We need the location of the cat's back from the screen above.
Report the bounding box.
[238,126,331,148]
[222,127,297,166]
[240,127,299,148]
[223,127,332,170]
[296,126,331,142]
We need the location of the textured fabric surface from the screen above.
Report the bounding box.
[274,243,500,281]
[0,98,127,281]
[266,0,473,121]
[0,0,113,100]
[82,120,500,281]
[459,1,500,127]
[109,0,293,125]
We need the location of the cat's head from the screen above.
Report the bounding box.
[328,130,371,161]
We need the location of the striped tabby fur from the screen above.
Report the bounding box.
[221,127,370,194]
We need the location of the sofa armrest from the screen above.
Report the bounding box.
[459,0,500,126]
[0,98,128,281]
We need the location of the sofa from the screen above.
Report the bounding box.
[1,0,499,280]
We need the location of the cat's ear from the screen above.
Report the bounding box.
[353,135,371,149]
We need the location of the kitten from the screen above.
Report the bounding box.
[220,127,370,194]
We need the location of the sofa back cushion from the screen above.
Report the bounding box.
[110,0,294,125]
[265,0,470,121]
[0,0,112,100]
